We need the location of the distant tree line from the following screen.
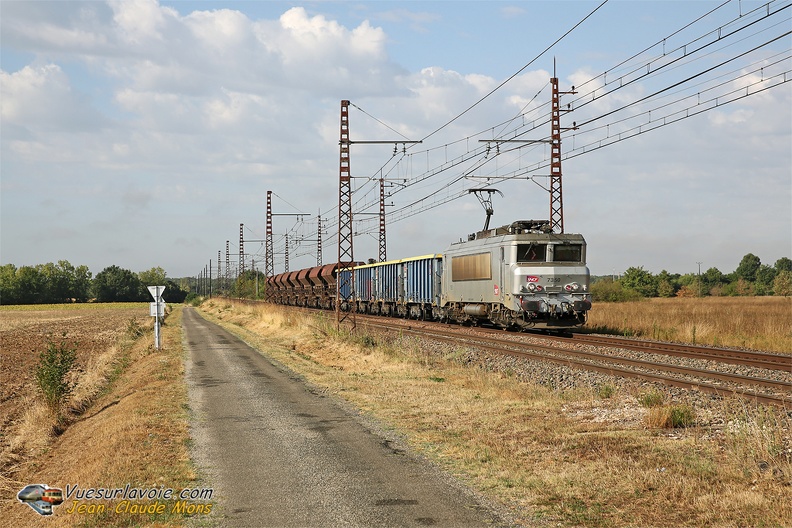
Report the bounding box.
[592,254,792,302]
[186,269,267,301]
[5,252,790,305]
[0,262,189,305]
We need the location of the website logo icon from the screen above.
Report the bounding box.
[17,484,64,516]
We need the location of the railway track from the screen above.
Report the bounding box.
[567,333,791,372]
[223,299,790,407]
[350,314,791,409]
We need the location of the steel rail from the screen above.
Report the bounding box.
[397,324,792,392]
[568,334,792,371]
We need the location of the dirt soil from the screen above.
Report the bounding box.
[0,304,149,461]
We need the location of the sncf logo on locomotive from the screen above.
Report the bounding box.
[525,276,540,283]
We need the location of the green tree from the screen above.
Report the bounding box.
[138,266,167,286]
[657,279,675,298]
[138,266,168,300]
[734,253,761,282]
[755,264,777,296]
[93,265,145,302]
[620,266,657,298]
[773,270,792,296]
[677,273,698,289]
[164,279,188,303]
[655,270,679,297]
[232,270,266,299]
[702,267,725,294]
[0,264,19,304]
[774,257,792,273]
[51,260,92,302]
[15,266,46,304]
[0,261,92,304]
[40,261,85,303]
[71,264,93,302]
[591,277,642,302]
[729,278,754,296]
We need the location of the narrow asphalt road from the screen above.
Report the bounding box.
[182,307,510,527]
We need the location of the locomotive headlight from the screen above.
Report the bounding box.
[564,282,580,292]
[527,283,537,292]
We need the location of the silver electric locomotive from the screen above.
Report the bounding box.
[440,220,591,329]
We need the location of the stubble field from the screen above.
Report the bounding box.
[0,304,150,464]
[0,303,193,528]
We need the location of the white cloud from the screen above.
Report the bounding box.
[185,8,251,50]
[372,8,441,33]
[109,0,176,45]
[500,6,527,18]
[1,64,98,131]
[708,108,753,125]
[0,0,789,277]
[203,90,265,130]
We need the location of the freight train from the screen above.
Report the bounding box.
[268,220,591,330]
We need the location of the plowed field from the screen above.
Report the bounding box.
[0,304,150,457]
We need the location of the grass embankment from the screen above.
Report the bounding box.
[586,296,792,353]
[199,299,792,528]
[0,305,195,528]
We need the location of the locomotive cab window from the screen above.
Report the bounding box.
[516,244,547,262]
[552,244,582,262]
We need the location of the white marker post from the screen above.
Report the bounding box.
[147,285,166,350]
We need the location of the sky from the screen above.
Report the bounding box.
[1,0,790,280]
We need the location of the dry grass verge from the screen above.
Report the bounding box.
[586,296,792,353]
[0,305,195,527]
[199,299,792,527]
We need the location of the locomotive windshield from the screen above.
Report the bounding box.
[516,244,547,262]
[552,244,583,262]
[516,243,582,263]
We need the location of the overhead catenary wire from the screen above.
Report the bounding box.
[231,0,791,273]
[416,0,610,144]
[575,26,792,128]
[353,0,791,234]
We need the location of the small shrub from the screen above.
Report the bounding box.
[357,334,377,348]
[590,279,643,302]
[597,384,616,399]
[669,404,696,427]
[35,335,78,411]
[126,318,145,339]
[637,390,665,408]
[184,292,201,306]
[646,404,696,428]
